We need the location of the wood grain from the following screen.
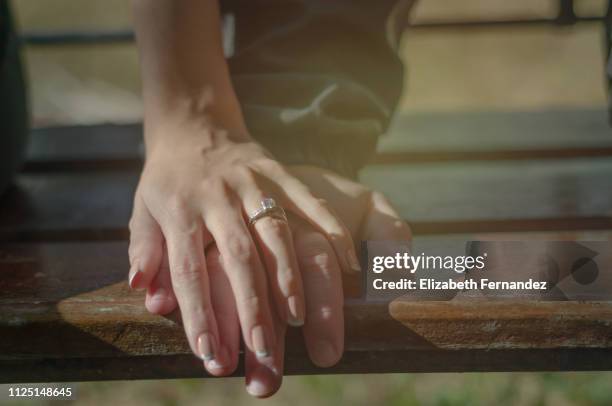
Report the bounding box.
[1,241,611,382]
[0,172,137,241]
[26,123,143,171]
[26,109,612,171]
[2,118,611,381]
[378,109,612,160]
[3,157,612,241]
[361,157,612,232]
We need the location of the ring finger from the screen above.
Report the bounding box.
[244,194,305,327]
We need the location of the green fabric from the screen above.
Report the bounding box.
[0,2,29,195]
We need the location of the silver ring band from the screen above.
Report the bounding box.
[248,198,287,226]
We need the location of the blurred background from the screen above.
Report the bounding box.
[8,0,612,404]
[12,0,609,125]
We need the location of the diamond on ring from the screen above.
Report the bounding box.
[261,198,276,210]
[248,198,288,226]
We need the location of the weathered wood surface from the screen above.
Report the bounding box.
[13,120,610,240]
[0,172,136,241]
[26,109,612,170]
[4,157,612,241]
[1,241,612,382]
[361,158,612,233]
[1,119,611,382]
[377,108,612,163]
[25,124,143,172]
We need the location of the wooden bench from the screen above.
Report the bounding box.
[2,110,612,383]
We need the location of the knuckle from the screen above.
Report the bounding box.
[315,197,329,208]
[328,227,350,244]
[257,217,287,240]
[371,191,387,204]
[254,157,283,175]
[165,194,192,220]
[292,180,312,196]
[300,250,335,274]
[311,198,331,216]
[295,232,337,272]
[295,230,328,252]
[172,259,204,283]
[205,177,228,195]
[236,165,258,183]
[236,292,262,312]
[222,234,254,264]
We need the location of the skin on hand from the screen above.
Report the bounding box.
[129,0,360,370]
[129,124,360,367]
[138,165,412,397]
[129,0,409,396]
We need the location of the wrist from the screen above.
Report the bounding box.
[144,115,252,157]
[143,98,252,153]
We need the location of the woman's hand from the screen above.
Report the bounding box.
[130,0,359,379]
[138,165,412,397]
[128,122,359,369]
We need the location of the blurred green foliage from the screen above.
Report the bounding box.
[6,372,609,406]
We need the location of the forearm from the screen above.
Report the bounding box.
[131,0,248,151]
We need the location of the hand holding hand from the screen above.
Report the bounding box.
[134,165,411,397]
[128,121,359,370]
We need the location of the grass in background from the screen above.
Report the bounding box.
[3,372,602,406]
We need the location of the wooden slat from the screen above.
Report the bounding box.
[0,172,137,241]
[4,156,611,241]
[380,109,612,159]
[361,157,612,233]
[25,124,143,172]
[4,117,610,382]
[26,109,612,171]
[1,241,611,382]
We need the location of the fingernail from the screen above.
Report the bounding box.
[246,377,268,398]
[151,287,167,302]
[287,295,304,327]
[251,325,270,358]
[347,249,361,272]
[246,365,279,398]
[128,262,142,290]
[207,345,229,370]
[312,339,339,367]
[246,368,271,397]
[198,333,216,361]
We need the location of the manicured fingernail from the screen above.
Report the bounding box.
[287,295,304,327]
[347,249,361,272]
[251,325,269,358]
[128,262,142,290]
[198,333,216,361]
[207,345,229,370]
[313,339,339,367]
[151,287,167,302]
